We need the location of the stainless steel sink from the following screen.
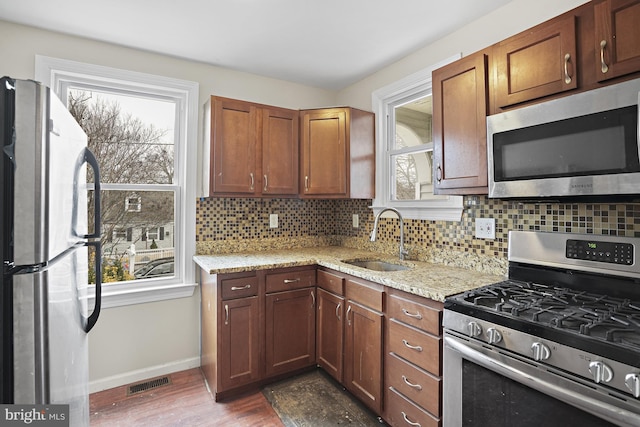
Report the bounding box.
[342,259,411,272]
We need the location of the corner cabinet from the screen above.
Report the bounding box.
[432,52,489,195]
[299,107,375,199]
[204,96,298,197]
[594,0,640,82]
[316,270,345,383]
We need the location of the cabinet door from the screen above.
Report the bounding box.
[265,288,316,377]
[432,53,489,194]
[262,107,299,195]
[495,15,577,107]
[316,288,344,382]
[218,296,260,391]
[211,98,257,194]
[595,0,640,82]
[344,301,383,414]
[300,109,347,196]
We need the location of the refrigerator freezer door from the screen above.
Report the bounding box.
[13,79,88,266]
[13,245,90,427]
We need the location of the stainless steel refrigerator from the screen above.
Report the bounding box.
[1,77,102,427]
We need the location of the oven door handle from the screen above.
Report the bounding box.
[444,336,640,427]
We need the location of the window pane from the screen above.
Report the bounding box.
[89,190,175,283]
[67,88,176,185]
[393,95,432,150]
[392,151,434,200]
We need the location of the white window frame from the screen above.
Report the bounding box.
[371,54,464,221]
[36,55,198,308]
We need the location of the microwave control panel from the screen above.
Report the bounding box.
[566,239,633,265]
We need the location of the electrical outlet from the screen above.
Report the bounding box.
[352,214,359,228]
[269,213,278,228]
[475,218,495,239]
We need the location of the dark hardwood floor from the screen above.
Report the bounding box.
[90,368,284,426]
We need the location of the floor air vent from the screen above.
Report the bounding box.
[127,376,171,396]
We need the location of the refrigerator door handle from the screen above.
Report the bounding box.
[84,240,101,333]
[75,147,101,239]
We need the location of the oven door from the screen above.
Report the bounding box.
[443,331,640,427]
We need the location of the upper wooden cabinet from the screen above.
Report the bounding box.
[432,52,489,195]
[205,96,298,197]
[495,15,578,108]
[594,0,640,82]
[299,107,375,199]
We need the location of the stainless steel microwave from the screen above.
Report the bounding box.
[487,77,640,199]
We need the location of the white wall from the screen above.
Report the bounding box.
[337,0,590,110]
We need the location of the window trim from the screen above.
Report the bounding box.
[371,54,464,221]
[35,55,198,308]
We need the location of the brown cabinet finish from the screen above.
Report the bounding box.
[432,52,489,195]
[219,296,261,391]
[317,269,344,295]
[386,352,441,417]
[265,268,315,293]
[387,319,441,376]
[299,107,375,198]
[316,287,345,382]
[594,0,640,82]
[386,388,441,427]
[387,293,442,336]
[206,96,298,197]
[265,287,316,377]
[220,275,258,300]
[495,15,578,107]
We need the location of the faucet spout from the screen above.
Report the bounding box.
[370,207,408,260]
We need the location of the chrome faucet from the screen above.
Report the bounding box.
[370,207,408,260]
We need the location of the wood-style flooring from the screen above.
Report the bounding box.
[90,368,284,426]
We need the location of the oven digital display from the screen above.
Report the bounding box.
[566,239,633,265]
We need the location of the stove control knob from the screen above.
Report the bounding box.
[531,342,551,361]
[467,321,482,338]
[624,373,640,398]
[486,328,503,344]
[589,361,614,384]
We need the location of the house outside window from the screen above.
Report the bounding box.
[36,56,198,307]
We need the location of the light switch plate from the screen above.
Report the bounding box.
[475,218,495,239]
[352,214,359,228]
[269,213,278,228]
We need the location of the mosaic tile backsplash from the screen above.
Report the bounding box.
[196,196,640,274]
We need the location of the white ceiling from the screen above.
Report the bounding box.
[0,0,513,90]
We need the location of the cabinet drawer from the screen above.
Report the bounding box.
[317,269,344,295]
[265,268,316,293]
[345,279,384,312]
[221,276,258,300]
[385,387,441,427]
[388,319,441,375]
[386,352,441,417]
[387,294,442,336]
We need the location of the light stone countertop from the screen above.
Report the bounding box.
[193,246,506,302]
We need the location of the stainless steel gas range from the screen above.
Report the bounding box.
[443,231,640,427]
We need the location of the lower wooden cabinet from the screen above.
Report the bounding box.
[316,287,344,382]
[265,287,316,377]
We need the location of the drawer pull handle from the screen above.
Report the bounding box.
[401,411,421,427]
[600,40,609,74]
[347,305,352,326]
[224,304,229,325]
[249,172,255,191]
[563,53,572,85]
[311,290,315,308]
[402,308,422,320]
[336,302,341,320]
[283,278,301,284]
[402,375,423,390]
[402,339,423,352]
[230,285,251,291]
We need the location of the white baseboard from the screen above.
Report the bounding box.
[89,357,201,394]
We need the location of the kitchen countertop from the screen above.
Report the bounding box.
[193,246,505,302]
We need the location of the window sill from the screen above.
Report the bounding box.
[88,282,198,309]
[371,200,464,222]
